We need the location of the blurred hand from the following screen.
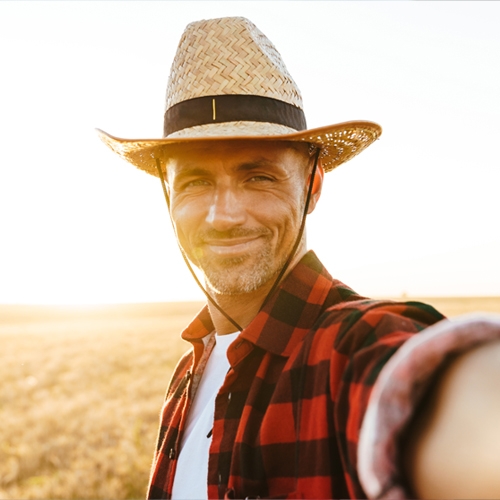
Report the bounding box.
[405,340,500,499]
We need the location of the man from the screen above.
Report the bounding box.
[99,17,500,499]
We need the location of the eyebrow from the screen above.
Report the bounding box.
[236,159,276,172]
[174,159,275,175]
[175,166,212,176]
[169,157,283,185]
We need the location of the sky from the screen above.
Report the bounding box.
[0,1,499,304]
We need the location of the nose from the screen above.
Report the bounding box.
[205,186,247,231]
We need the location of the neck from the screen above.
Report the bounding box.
[207,247,307,335]
[207,286,270,335]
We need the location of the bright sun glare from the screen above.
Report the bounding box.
[1,2,499,304]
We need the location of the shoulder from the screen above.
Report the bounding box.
[298,298,445,361]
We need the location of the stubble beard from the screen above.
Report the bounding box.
[191,229,287,296]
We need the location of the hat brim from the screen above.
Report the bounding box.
[97,120,382,177]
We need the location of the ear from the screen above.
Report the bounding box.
[307,160,324,214]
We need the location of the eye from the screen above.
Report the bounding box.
[187,179,210,187]
[248,175,274,182]
[177,178,210,191]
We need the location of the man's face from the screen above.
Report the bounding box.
[166,140,319,295]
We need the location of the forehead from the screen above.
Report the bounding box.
[164,140,309,174]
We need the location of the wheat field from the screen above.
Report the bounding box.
[1,297,499,499]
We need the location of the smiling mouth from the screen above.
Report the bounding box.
[203,236,264,256]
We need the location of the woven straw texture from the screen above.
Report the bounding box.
[166,122,298,139]
[98,16,383,177]
[97,121,382,177]
[165,17,303,112]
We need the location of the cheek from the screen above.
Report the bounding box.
[277,189,308,238]
[170,199,204,241]
[252,180,305,227]
[256,198,304,241]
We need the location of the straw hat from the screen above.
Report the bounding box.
[97,16,382,176]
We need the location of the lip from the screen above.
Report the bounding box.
[203,236,263,256]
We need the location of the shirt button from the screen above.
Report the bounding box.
[168,448,176,460]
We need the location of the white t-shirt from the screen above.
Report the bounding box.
[171,331,239,500]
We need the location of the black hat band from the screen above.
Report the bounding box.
[164,94,307,137]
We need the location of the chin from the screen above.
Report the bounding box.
[205,259,279,296]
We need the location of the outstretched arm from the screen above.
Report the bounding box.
[357,314,500,499]
[404,340,500,499]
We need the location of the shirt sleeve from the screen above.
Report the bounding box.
[322,300,445,498]
[357,313,500,499]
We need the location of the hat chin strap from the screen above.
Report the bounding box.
[154,147,320,333]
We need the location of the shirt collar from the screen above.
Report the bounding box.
[181,250,361,358]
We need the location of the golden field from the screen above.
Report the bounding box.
[1,297,499,499]
[0,302,203,500]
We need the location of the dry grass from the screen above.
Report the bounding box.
[1,297,499,499]
[0,302,202,500]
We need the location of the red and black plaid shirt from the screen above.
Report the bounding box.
[147,251,444,499]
